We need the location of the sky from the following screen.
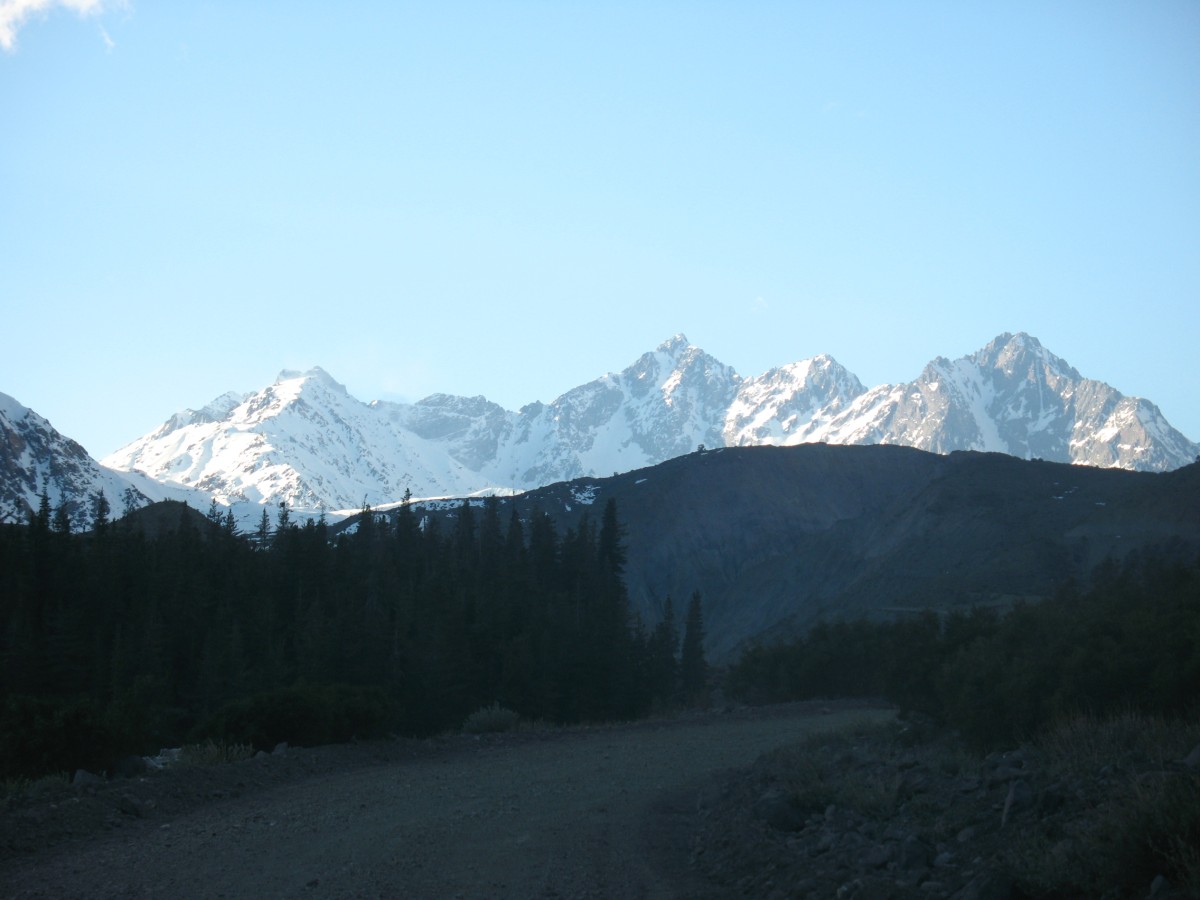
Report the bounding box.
[2,1,1198,458]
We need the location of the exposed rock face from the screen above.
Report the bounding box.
[0,392,148,528]
[100,333,1200,515]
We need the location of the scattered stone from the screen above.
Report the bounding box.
[273,742,289,756]
[687,717,1199,899]
[72,769,103,787]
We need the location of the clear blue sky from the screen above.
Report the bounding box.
[2,1,1197,457]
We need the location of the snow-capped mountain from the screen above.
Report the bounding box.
[99,332,1198,515]
[788,333,1198,471]
[481,334,743,487]
[724,354,867,446]
[0,391,157,528]
[102,368,487,513]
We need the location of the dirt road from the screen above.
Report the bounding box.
[1,704,891,899]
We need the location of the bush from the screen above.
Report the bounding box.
[194,684,397,750]
[0,695,124,780]
[178,739,255,766]
[462,702,520,734]
[1011,713,1200,897]
[729,555,1200,751]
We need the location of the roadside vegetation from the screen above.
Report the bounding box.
[723,553,1200,897]
[729,552,1200,749]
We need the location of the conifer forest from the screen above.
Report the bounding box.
[0,495,703,779]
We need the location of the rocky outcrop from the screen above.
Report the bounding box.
[101,333,1199,516]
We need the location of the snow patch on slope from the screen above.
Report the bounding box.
[95,332,1200,519]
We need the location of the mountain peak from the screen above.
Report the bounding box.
[89,332,1200,518]
[273,366,348,396]
[276,365,338,383]
[976,332,1080,381]
[656,333,691,355]
[0,391,30,422]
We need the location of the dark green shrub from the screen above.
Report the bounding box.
[462,702,520,734]
[194,684,397,750]
[0,695,122,780]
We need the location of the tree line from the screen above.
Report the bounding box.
[728,550,1200,749]
[0,492,707,779]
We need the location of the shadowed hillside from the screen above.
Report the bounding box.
[396,445,1200,661]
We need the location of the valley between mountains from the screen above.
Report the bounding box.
[3,330,1199,661]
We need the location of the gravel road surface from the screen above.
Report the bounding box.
[1,703,891,899]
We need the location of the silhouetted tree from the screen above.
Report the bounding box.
[90,490,111,533]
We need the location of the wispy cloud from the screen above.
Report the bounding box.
[0,0,123,53]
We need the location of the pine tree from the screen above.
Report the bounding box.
[52,499,71,534]
[35,486,51,532]
[276,500,291,533]
[90,490,111,533]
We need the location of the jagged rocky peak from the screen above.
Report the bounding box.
[792,354,866,396]
[89,331,1200,516]
[413,393,506,417]
[639,334,740,395]
[149,390,247,440]
[974,332,1082,383]
[658,332,692,356]
[0,391,148,527]
[274,366,348,395]
[627,333,726,379]
[0,391,30,421]
[723,352,868,447]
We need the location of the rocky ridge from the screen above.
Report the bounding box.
[99,332,1198,516]
[0,392,154,527]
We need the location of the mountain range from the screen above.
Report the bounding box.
[2,332,1197,526]
[101,331,1197,515]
